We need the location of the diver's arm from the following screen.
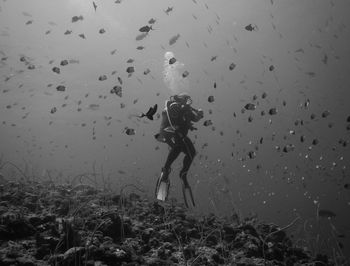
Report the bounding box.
[190,107,204,122]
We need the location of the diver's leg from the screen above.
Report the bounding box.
[179,137,196,183]
[179,137,196,207]
[162,136,182,179]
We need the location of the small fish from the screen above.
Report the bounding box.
[143,68,150,75]
[64,30,72,35]
[148,18,156,24]
[50,107,57,114]
[169,57,176,64]
[98,75,107,81]
[45,30,51,35]
[139,25,153,33]
[22,11,32,17]
[203,120,212,126]
[139,104,157,120]
[244,103,256,110]
[269,65,275,71]
[127,58,134,63]
[60,60,68,66]
[182,70,189,78]
[52,67,60,74]
[25,20,33,25]
[208,96,214,103]
[126,66,134,74]
[125,127,135,135]
[99,28,105,34]
[93,1,97,11]
[169,34,180,45]
[118,76,123,84]
[229,62,236,70]
[56,85,66,92]
[269,108,277,115]
[72,15,83,23]
[321,110,330,118]
[69,59,80,64]
[110,85,122,97]
[135,32,148,41]
[78,33,86,39]
[211,55,218,61]
[110,49,117,55]
[245,24,257,31]
[136,46,145,50]
[312,139,319,145]
[165,6,173,15]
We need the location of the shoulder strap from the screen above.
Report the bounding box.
[165,100,175,130]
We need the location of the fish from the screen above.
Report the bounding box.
[143,68,151,75]
[268,108,277,115]
[88,104,100,111]
[318,209,336,218]
[118,76,123,84]
[64,30,72,35]
[126,66,134,74]
[127,58,134,63]
[50,107,57,114]
[139,104,157,120]
[52,67,60,74]
[169,34,180,45]
[78,33,86,39]
[229,62,236,70]
[98,75,107,81]
[269,65,275,71]
[72,15,84,23]
[60,60,68,66]
[93,1,97,11]
[69,59,80,64]
[139,25,153,33]
[211,55,218,61]
[203,120,213,126]
[125,127,135,135]
[135,32,148,41]
[208,96,214,103]
[182,70,189,78]
[245,24,257,31]
[165,6,173,15]
[244,103,256,110]
[169,57,176,64]
[22,11,32,17]
[110,49,117,55]
[148,18,156,24]
[110,85,122,97]
[136,46,145,50]
[25,20,33,25]
[99,28,105,34]
[56,85,66,92]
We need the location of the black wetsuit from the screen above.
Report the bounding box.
[158,100,202,179]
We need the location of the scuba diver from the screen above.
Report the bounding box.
[154,93,204,207]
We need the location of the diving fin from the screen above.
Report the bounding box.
[155,171,170,201]
[181,179,195,208]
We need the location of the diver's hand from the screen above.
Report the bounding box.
[197,109,204,119]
